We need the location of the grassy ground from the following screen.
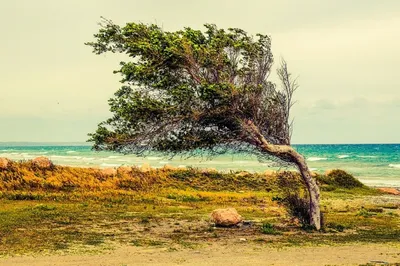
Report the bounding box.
[0,161,399,257]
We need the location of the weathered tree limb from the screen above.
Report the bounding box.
[244,120,321,230]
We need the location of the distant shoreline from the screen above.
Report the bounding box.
[1,142,400,146]
[1,144,399,188]
[0,156,399,191]
[0,142,92,147]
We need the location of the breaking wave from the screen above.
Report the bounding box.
[307,157,327,161]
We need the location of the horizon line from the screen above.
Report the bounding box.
[0,141,399,146]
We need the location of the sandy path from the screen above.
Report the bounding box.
[1,244,399,266]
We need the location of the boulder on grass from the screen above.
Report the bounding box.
[32,157,54,169]
[211,208,243,226]
[0,157,10,170]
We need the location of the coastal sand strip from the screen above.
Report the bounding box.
[1,244,399,266]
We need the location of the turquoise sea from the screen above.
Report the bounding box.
[0,143,399,187]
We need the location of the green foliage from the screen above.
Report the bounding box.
[326,170,364,189]
[0,169,398,256]
[281,194,312,228]
[356,207,375,218]
[326,222,346,232]
[33,204,56,211]
[276,171,304,194]
[166,193,209,202]
[168,169,196,180]
[274,171,316,228]
[86,18,294,155]
[260,222,281,235]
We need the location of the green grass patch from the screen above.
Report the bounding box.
[0,164,398,255]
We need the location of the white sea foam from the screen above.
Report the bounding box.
[117,159,130,162]
[307,157,327,161]
[234,160,252,164]
[357,155,377,158]
[100,163,121,167]
[49,155,67,158]
[66,151,76,153]
[82,157,95,161]
[147,157,162,160]
[389,164,400,169]
[310,168,318,171]
[261,163,276,167]
[337,155,350,159]
[107,155,120,159]
[159,161,170,164]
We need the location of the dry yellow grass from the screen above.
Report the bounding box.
[0,158,398,258]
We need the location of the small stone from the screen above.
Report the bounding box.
[0,158,10,170]
[32,157,53,169]
[377,187,400,195]
[211,208,243,226]
[239,238,246,242]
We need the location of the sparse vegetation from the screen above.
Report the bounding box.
[260,222,281,235]
[321,169,365,189]
[0,161,399,256]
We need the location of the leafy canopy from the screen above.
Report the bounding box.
[86,19,296,157]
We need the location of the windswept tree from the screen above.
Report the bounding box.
[86,19,321,229]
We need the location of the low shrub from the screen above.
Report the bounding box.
[282,194,311,228]
[326,222,346,232]
[260,222,281,235]
[356,207,375,218]
[327,170,364,189]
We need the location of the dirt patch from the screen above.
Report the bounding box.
[1,244,399,266]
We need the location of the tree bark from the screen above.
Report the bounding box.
[287,149,321,230]
[244,120,321,230]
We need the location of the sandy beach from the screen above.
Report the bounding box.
[2,244,400,266]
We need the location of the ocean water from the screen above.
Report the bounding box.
[0,143,399,187]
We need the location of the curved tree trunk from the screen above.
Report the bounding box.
[245,120,321,230]
[288,149,321,230]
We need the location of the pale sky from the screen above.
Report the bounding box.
[1,0,399,144]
